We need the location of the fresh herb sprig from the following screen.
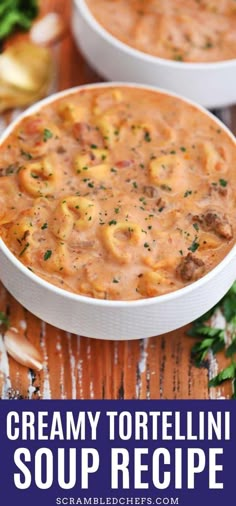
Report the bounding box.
[189,282,236,397]
[0,311,9,330]
[0,0,39,40]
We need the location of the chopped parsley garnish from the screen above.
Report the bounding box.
[139,197,146,205]
[219,178,228,187]
[5,164,16,175]
[160,184,172,192]
[112,279,119,284]
[180,146,187,152]
[188,239,199,253]
[44,250,52,261]
[114,208,120,214]
[41,223,48,230]
[144,243,150,248]
[20,150,32,160]
[133,181,138,189]
[193,223,199,232]
[19,242,29,257]
[88,182,94,188]
[109,220,117,226]
[90,144,98,149]
[204,41,213,49]
[184,190,192,198]
[173,54,183,61]
[144,131,152,142]
[43,129,53,142]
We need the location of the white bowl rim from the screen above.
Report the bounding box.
[0,81,236,309]
[75,0,236,69]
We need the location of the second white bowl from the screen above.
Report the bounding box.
[72,0,236,109]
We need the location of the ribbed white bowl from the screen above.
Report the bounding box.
[0,83,236,340]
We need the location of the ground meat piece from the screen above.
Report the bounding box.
[193,211,233,240]
[209,185,228,197]
[56,145,67,154]
[176,253,205,282]
[0,164,18,176]
[156,197,166,209]
[73,122,104,148]
[143,185,159,198]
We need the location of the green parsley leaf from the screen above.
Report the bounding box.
[144,131,151,142]
[43,128,53,142]
[209,364,236,387]
[44,249,52,261]
[173,54,183,61]
[20,149,32,160]
[19,242,29,257]
[188,239,199,252]
[189,281,236,397]
[0,311,10,329]
[0,0,39,40]
[219,178,228,187]
[184,190,192,198]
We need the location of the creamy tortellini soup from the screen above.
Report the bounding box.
[0,86,235,300]
[86,0,236,63]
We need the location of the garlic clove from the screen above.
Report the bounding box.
[4,327,43,372]
[31,13,66,47]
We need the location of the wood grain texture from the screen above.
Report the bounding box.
[0,0,235,400]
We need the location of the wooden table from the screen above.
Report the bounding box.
[0,0,235,400]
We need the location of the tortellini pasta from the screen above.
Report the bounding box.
[51,196,97,240]
[102,221,143,263]
[18,154,60,197]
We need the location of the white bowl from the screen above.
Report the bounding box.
[0,83,236,340]
[72,0,236,109]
